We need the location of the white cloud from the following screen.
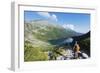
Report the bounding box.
[51,14,58,21]
[62,24,74,30]
[37,12,50,18]
[37,12,58,21]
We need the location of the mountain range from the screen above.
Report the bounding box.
[24,20,82,44]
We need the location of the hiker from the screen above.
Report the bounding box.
[73,41,81,59]
[73,41,89,59]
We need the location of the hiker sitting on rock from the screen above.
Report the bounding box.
[73,41,89,59]
[73,41,81,59]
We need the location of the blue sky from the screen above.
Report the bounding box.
[24,11,90,33]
